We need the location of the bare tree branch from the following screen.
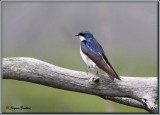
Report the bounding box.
[103,97,146,109]
[2,57,158,113]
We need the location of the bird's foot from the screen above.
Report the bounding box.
[86,67,90,75]
[96,71,99,75]
[89,76,99,85]
[86,70,88,75]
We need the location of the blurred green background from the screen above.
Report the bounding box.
[2,1,157,113]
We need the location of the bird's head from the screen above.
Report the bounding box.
[75,31,94,41]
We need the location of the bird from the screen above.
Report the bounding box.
[75,31,121,80]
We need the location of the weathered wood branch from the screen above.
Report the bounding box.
[3,57,158,113]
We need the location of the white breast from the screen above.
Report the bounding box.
[80,46,98,69]
[79,36,86,41]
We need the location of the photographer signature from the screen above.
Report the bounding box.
[6,106,31,110]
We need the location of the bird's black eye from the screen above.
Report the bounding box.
[79,33,86,36]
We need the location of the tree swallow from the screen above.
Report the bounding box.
[75,31,121,80]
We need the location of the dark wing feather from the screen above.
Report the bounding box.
[81,39,120,80]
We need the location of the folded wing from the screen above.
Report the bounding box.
[81,40,120,80]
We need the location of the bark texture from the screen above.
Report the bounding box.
[2,57,158,113]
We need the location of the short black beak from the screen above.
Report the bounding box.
[75,34,79,36]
